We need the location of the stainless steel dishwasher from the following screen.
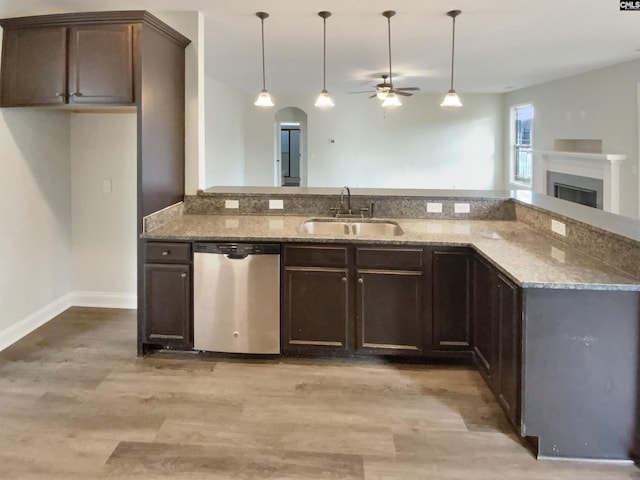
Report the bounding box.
[193,243,281,354]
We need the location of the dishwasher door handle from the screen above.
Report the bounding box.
[224,253,250,260]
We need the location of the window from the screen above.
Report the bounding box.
[511,104,534,185]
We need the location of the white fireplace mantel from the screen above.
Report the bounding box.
[532,150,627,214]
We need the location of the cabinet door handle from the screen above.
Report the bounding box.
[70,92,83,97]
[341,277,347,283]
[180,273,187,278]
[162,251,170,256]
[55,92,65,97]
[358,278,364,284]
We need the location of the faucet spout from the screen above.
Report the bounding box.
[340,186,351,214]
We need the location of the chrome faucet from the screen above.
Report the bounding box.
[340,186,351,214]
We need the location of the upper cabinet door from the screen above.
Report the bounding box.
[0,26,67,107]
[68,24,134,105]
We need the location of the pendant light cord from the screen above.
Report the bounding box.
[387,16,393,87]
[260,17,267,90]
[450,15,456,90]
[323,17,327,90]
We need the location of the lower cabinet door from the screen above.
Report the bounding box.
[472,255,496,379]
[143,263,192,349]
[432,249,472,351]
[496,273,520,426]
[282,267,350,354]
[356,270,423,354]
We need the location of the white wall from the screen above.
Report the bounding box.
[505,58,640,218]
[70,114,137,306]
[239,93,504,189]
[204,75,245,186]
[0,109,72,345]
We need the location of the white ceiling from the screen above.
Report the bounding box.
[1,0,639,96]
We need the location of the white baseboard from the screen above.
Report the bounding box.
[0,291,137,353]
[0,293,74,352]
[70,291,137,309]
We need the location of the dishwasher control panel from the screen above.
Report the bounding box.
[193,243,280,255]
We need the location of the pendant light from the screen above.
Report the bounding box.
[441,10,462,108]
[315,11,334,108]
[254,12,274,107]
[381,10,401,108]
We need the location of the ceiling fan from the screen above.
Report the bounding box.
[349,11,420,103]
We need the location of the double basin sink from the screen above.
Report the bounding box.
[300,218,403,236]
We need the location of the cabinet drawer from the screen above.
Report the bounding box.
[284,245,349,267]
[356,247,424,270]
[145,242,191,263]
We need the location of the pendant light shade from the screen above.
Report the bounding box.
[315,11,334,108]
[254,12,274,107]
[441,10,462,108]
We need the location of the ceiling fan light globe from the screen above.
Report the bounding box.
[376,91,388,100]
[254,89,274,107]
[314,89,335,108]
[382,91,402,107]
[440,89,462,107]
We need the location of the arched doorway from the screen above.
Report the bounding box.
[275,107,308,187]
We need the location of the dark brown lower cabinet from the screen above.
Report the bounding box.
[355,246,425,355]
[282,267,350,354]
[142,241,192,350]
[495,273,520,427]
[431,248,472,352]
[282,244,426,355]
[282,245,351,355]
[471,253,521,427]
[472,255,495,378]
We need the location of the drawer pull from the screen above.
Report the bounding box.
[162,251,170,256]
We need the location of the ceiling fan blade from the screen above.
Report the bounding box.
[348,90,375,95]
[397,91,413,97]
[396,87,420,91]
[369,94,378,99]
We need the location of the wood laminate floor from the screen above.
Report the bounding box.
[0,307,637,479]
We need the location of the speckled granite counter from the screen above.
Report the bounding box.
[142,214,640,291]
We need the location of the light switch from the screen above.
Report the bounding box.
[454,203,471,213]
[102,179,112,194]
[551,219,566,236]
[269,199,284,209]
[427,202,443,213]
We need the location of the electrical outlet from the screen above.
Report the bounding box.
[269,199,284,209]
[225,199,239,209]
[427,202,443,213]
[454,203,471,214]
[551,219,567,236]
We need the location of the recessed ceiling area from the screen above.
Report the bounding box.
[0,0,638,95]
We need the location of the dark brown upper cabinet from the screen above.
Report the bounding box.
[1,22,135,107]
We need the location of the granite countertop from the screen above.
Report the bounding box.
[142,214,640,291]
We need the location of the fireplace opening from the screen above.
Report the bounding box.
[554,183,598,208]
[546,171,604,210]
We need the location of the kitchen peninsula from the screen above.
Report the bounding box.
[141,187,640,463]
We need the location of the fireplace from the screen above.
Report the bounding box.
[532,144,627,214]
[547,171,603,210]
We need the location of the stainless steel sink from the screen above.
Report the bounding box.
[300,219,403,236]
[300,220,350,235]
[351,221,403,236]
